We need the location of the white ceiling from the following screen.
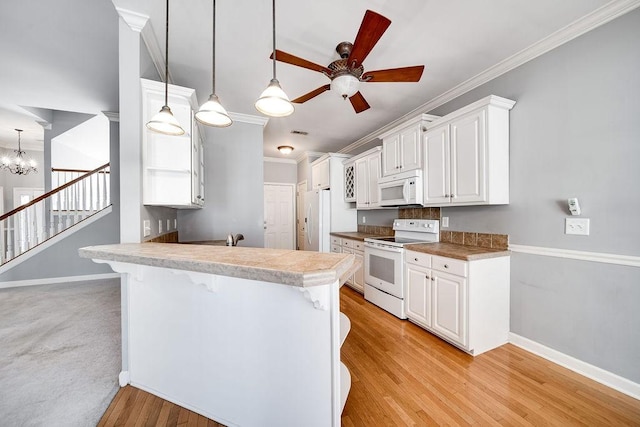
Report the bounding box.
[0,0,627,158]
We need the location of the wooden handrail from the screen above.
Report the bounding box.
[0,162,110,222]
[52,167,111,174]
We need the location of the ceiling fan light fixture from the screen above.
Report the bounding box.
[196,94,232,127]
[331,73,360,99]
[277,145,294,155]
[146,105,185,136]
[255,78,295,117]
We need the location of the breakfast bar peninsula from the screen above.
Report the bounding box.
[80,243,356,427]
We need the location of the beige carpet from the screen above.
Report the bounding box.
[0,279,121,426]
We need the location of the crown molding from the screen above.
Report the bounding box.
[339,0,640,154]
[102,111,120,122]
[264,156,297,164]
[115,7,149,32]
[294,151,324,164]
[229,112,269,127]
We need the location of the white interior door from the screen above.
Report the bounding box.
[296,181,306,250]
[264,183,295,250]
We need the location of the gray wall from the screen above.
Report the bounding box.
[0,119,121,282]
[428,10,640,382]
[264,160,297,184]
[178,121,265,248]
[296,153,323,190]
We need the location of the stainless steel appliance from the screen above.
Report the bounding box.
[364,219,439,318]
[378,170,423,206]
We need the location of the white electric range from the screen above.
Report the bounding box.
[363,219,439,318]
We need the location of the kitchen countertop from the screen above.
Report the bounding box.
[405,242,510,261]
[79,243,355,288]
[330,231,381,241]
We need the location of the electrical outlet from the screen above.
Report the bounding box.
[442,217,449,228]
[174,219,178,229]
[167,219,171,231]
[158,219,163,233]
[362,216,366,224]
[565,218,590,235]
[143,220,151,237]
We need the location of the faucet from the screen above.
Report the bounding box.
[226,233,244,246]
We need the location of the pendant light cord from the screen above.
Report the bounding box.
[164,0,170,107]
[271,0,276,79]
[212,0,216,93]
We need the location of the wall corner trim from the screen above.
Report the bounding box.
[115,7,149,32]
[509,333,640,400]
[508,244,640,267]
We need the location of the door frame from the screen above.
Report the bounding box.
[264,182,296,250]
[296,180,307,250]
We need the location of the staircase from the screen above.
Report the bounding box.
[0,163,111,268]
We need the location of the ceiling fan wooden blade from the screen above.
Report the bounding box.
[363,65,425,82]
[349,91,370,113]
[270,50,332,75]
[291,85,331,103]
[349,10,391,68]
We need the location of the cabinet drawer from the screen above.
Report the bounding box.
[342,239,356,249]
[331,244,342,254]
[353,241,364,251]
[432,255,467,277]
[405,250,431,267]
[331,236,342,245]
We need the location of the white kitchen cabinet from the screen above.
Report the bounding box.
[343,160,355,202]
[354,147,381,209]
[141,78,204,209]
[404,249,510,356]
[423,95,515,206]
[340,238,364,293]
[311,158,330,190]
[379,114,439,178]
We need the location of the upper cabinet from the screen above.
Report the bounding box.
[423,95,515,206]
[141,78,205,209]
[354,147,382,209]
[311,157,331,190]
[343,160,356,202]
[380,115,439,178]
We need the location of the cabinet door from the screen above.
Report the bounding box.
[406,264,432,328]
[367,152,381,207]
[342,246,354,285]
[399,124,421,172]
[311,159,330,189]
[432,270,467,347]
[355,158,369,208]
[352,251,365,293]
[450,109,486,204]
[423,124,451,205]
[344,162,355,202]
[382,136,400,176]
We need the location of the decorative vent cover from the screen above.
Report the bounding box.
[290,130,308,135]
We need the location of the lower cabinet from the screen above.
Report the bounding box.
[405,250,509,355]
[336,237,365,294]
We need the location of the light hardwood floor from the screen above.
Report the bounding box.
[100,286,640,426]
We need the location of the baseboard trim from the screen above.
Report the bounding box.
[508,333,640,400]
[119,371,130,387]
[0,273,120,289]
[508,244,640,268]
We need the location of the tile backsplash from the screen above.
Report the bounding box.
[357,225,394,236]
[399,207,441,220]
[440,230,509,250]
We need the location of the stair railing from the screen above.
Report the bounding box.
[0,163,110,265]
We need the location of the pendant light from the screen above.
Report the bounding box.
[195,0,232,127]
[146,0,185,136]
[255,0,294,117]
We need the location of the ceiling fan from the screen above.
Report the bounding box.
[270,10,425,113]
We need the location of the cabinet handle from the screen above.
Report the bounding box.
[425,275,430,279]
[414,257,418,262]
[451,194,456,198]
[444,264,449,269]
[431,277,435,281]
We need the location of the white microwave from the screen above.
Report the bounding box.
[378,170,423,206]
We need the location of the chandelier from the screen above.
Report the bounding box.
[1,129,38,175]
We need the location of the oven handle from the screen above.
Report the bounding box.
[364,242,404,253]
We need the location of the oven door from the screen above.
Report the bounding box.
[364,242,404,298]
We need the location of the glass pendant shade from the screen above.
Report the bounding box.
[196,94,232,127]
[146,105,185,136]
[331,74,360,99]
[255,78,294,117]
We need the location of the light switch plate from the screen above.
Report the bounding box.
[158,219,163,233]
[565,218,590,235]
[442,217,449,228]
